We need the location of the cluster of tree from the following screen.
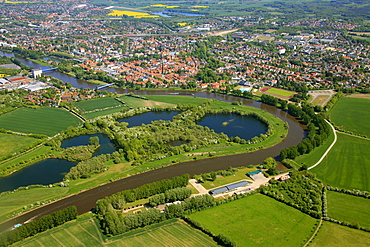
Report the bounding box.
[64,153,110,180]
[149,187,192,207]
[261,94,278,106]
[280,103,331,160]
[96,175,189,234]
[324,91,343,111]
[197,166,238,183]
[261,171,322,218]
[56,145,99,162]
[0,206,77,247]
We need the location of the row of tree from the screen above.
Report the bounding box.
[0,206,77,247]
[149,187,192,207]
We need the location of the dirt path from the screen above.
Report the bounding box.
[189,179,208,197]
[303,219,323,247]
[209,28,240,36]
[308,120,337,170]
[336,130,370,141]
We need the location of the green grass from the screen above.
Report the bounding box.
[0,187,69,223]
[0,133,38,159]
[75,97,123,113]
[106,219,218,247]
[311,133,370,191]
[0,107,81,136]
[327,191,370,229]
[13,216,217,247]
[265,87,296,97]
[12,214,103,247]
[329,97,370,137]
[201,167,255,190]
[188,194,318,246]
[118,95,175,108]
[83,107,127,119]
[296,130,335,167]
[310,221,370,247]
[145,95,208,105]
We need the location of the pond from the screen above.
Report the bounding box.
[118,111,179,127]
[61,133,116,156]
[0,134,116,193]
[0,159,76,193]
[197,113,268,141]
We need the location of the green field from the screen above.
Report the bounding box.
[0,107,81,136]
[145,95,208,106]
[0,187,69,223]
[107,219,217,247]
[200,167,255,190]
[0,133,38,159]
[75,97,123,112]
[13,216,217,247]
[327,191,370,229]
[265,88,296,97]
[12,214,103,247]
[188,194,318,246]
[311,133,370,191]
[329,97,370,137]
[310,221,370,247]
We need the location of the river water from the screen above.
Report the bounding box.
[0,51,305,231]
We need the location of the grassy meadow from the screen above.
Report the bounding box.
[0,133,38,159]
[264,87,296,98]
[144,95,207,106]
[188,194,318,246]
[75,97,123,113]
[12,216,217,247]
[118,95,176,108]
[311,133,370,191]
[107,219,217,247]
[329,97,370,137]
[327,191,370,229]
[0,107,81,136]
[310,221,370,247]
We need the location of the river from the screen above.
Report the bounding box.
[0,51,305,231]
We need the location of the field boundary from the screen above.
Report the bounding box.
[303,219,322,247]
[308,120,337,170]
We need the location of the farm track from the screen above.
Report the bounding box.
[303,219,323,247]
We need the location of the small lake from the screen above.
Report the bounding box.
[61,133,116,156]
[0,159,76,193]
[119,111,179,127]
[197,113,268,141]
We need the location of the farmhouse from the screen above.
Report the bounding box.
[209,181,250,195]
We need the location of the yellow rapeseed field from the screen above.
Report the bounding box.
[107,10,158,18]
[192,5,209,8]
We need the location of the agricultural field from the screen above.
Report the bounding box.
[329,97,370,137]
[0,133,38,159]
[144,95,207,106]
[107,219,218,247]
[310,221,370,247]
[261,87,296,99]
[0,107,81,136]
[311,133,370,191]
[117,95,176,108]
[188,194,318,246]
[75,97,123,113]
[327,191,370,229]
[12,214,103,247]
[13,216,217,247]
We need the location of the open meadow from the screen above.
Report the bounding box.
[107,219,217,247]
[75,97,123,113]
[118,95,176,108]
[0,107,81,136]
[0,133,38,159]
[311,133,370,191]
[188,194,318,246]
[310,221,370,247]
[329,97,370,137]
[144,95,207,106]
[327,191,370,229]
[12,215,217,247]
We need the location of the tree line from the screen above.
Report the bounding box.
[0,206,77,247]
